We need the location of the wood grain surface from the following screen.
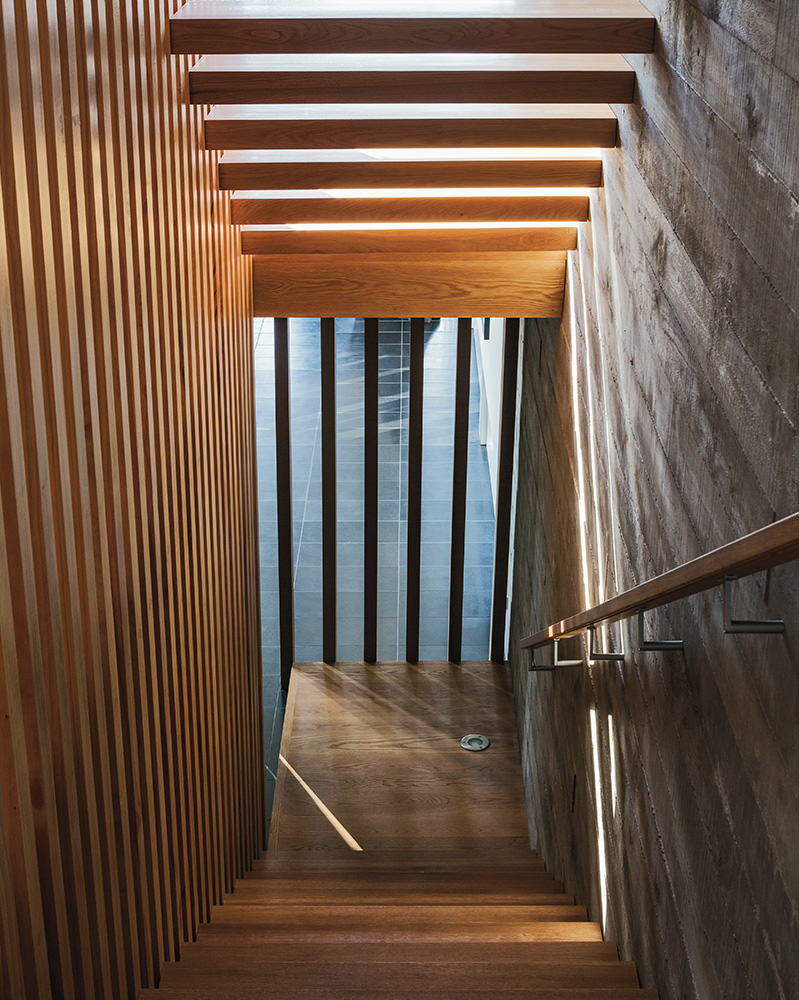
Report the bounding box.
[253,253,566,317]
[189,53,637,105]
[204,103,619,150]
[218,152,603,190]
[232,193,591,225]
[170,0,655,55]
[0,1,261,997]
[268,662,530,854]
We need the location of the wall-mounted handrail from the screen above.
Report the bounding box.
[520,511,799,650]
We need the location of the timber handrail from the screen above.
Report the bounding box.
[520,511,799,650]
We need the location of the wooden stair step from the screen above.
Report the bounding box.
[165,940,621,964]
[204,103,618,150]
[155,959,640,989]
[219,150,602,191]
[227,888,573,905]
[189,53,637,106]
[252,252,567,317]
[142,990,658,999]
[250,863,550,877]
[251,854,540,869]
[238,869,558,885]
[202,902,588,923]
[232,193,590,225]
[252,855,544,868]
[171,0,656,55]
[240,225,578,255]
[176,906,599,942]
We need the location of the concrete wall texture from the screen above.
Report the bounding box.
[508,2,799,998]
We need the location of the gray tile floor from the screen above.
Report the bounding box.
[254,318,496,822]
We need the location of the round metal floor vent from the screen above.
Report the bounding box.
[460,733,490,751]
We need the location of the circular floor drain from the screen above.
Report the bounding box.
[460,733,490,751]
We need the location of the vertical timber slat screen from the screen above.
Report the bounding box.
[0,0,261,996]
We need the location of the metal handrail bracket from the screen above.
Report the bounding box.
[588,625,624,662]
[637,609,684,652]
[722,576,785,635]
[530,639,583,672]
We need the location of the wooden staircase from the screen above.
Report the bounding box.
[139,661,657,997]
[169,0,656,317]
[140,850,657,998]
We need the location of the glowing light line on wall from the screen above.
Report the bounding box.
[608,713,618,818]
[568,256,593,611]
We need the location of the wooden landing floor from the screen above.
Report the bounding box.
[269,661,530,856]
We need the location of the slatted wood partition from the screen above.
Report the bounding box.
[0,1,261,998]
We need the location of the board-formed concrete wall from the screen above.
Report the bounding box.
[508,2,799,997]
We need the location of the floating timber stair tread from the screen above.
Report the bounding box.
[240,225,578,255]
[232,192,590,224]
[204,102,619,149]
[170,0,656,55]
[252,853,547,872]
[226,885,569,905]
[252,252,567,317]
[229,887,572,905]
[175,901,591,923]
[158,940,623,963]
[144,992,658,1000]
[189,53,637,105]
[219,150,603,190]
[251,860,549,873]
[143,959,640,989]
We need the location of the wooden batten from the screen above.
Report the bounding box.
[218,151,602,190]
[232,194,591,225]
[252,252,567,317]
[240,226,579,255]
[204,103,619,150]
[189,54,637,106]
[170,0,656,55]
